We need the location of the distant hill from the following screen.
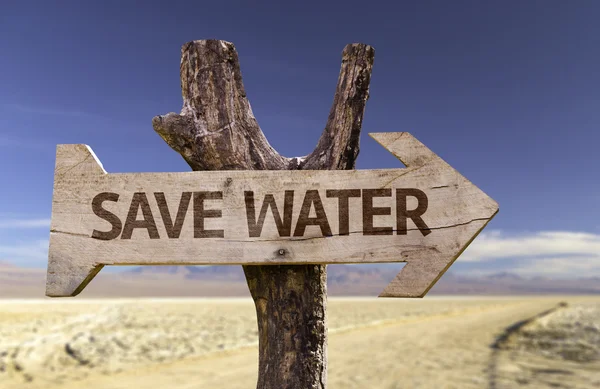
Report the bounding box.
[125,265,247,281]
[110,264,600,296]
[1,262,599,298]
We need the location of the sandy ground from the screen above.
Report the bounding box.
[1,296,598,389]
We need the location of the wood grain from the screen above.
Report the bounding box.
[46,132,498,297]
[45,39,497,389]
[149,39,377,389]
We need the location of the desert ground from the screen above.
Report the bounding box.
[0,296,598,389]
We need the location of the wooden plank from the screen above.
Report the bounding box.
[46,132,498,297]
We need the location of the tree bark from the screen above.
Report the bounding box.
[152,39,374,389]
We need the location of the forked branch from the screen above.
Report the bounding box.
[152,40,374,172]
[152,39,374,389]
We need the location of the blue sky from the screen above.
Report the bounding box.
[1,1,599,277]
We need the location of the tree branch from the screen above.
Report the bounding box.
[152,39,374,389]
[152,40,290,171]
[152,40,374,172]
[302,43,375,170]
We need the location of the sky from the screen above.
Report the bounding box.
[0,0,599,278]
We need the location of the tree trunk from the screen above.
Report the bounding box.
[152,39,374,389]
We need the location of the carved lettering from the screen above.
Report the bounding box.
[90,187,431,239]
[121,193,160,239]
[362,189,393,236]
[326,189,361,236]
[194,191,224,238]
[293,190,332,237]
[155,192,191,239]
[91,192,122,240]
[245,191,294,238]
[396,188,431,236]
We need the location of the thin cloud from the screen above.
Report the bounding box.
[0,133,51,150]
[0,239,49,266]
[3,103,95,118]
[0,218,51,228]
[462,230,600,261]
[462,230,600,278]
[513,256,600,278]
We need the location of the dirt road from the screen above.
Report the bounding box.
[24,297,593,389]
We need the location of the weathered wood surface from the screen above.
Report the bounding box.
[46,132,498,297]
[45,39,498,389]
[154,40,377,389]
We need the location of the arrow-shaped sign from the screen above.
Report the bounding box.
[46,132,498,298]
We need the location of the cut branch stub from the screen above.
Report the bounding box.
[152,40,288,171]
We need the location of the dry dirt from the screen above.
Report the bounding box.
[0,296,598,389]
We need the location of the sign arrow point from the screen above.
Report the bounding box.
[370,131,499,297]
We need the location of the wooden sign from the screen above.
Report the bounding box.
[46,132,498,298]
